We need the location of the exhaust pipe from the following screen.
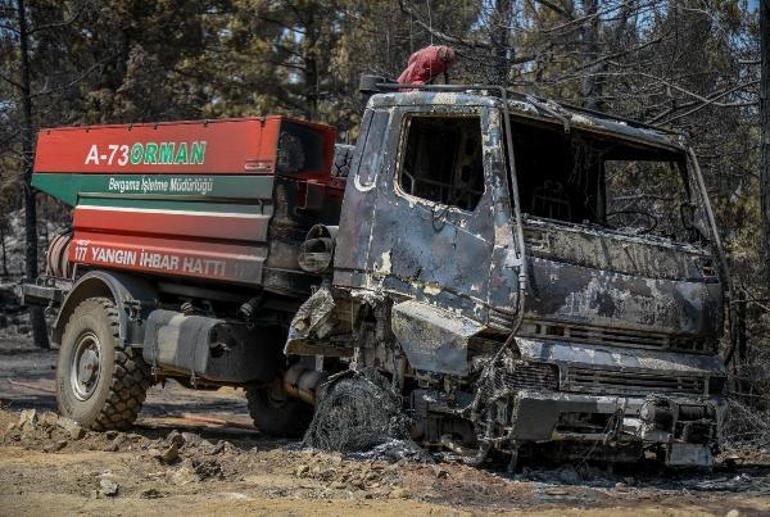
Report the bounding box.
[283,364,327,405]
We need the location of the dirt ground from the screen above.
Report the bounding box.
[1,323,770,516]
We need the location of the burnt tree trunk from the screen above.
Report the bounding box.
[489,0,514,86]
[303,7,319,121]
[0,225,7,277]
[580,0,602,111]
[761,0,770,277]
[17,0,49,349]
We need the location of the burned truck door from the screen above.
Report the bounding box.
[361,105,506,325]
[332,100,518,374]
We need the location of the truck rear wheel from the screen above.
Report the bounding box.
[56,297,151,430]
[245,379,312,438]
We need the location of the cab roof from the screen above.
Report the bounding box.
[367,88,684,153]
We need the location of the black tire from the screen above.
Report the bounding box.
[56,297,151,430]
[332,144,355,178]
[245,379,312,438]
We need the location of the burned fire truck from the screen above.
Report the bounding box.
[24,75,729,468]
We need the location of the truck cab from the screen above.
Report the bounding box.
[289,85,728,467]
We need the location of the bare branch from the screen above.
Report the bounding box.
[660,81,760,125]
[30,57,108,99]
[28,2,88,35]
[398,0,490,49]
[0,71,22,90]
[531,0,573,20]
[540,0,657,35]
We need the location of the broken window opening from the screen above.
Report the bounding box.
[510,118,698,242]
[603,159,693,241]
[398,115,485,212]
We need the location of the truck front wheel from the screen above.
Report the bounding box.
[245,379,312,438]
[56,297,151,430]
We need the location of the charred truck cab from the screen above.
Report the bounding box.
[288,83,728,468]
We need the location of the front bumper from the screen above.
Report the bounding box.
[508,389,726,466]
[492,338,728,466]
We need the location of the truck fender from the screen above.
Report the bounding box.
[391,300,484,376]
[52,270,159,347]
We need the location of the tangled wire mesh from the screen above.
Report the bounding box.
[303,368,412,453]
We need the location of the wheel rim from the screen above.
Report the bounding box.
[70,331,102,401]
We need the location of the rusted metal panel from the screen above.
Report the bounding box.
[524,256,723,338]
[391,300,483,375]
[516,337,724,371]
[523,218,715,281]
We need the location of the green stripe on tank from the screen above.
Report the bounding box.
[32,173,274,208]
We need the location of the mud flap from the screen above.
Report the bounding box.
[391,300,483,376]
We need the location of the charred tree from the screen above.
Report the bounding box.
[580,0,602,111]
[489,0,514,86]
[762,0,770,276]
[0,224,7,278]
[17,0,49,349]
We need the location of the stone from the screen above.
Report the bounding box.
[165,430,186,448]
[432,466,449,479]
[155,443,180,464]
[18,409,37,430]
[192,458,222,480]
[181,432,210,448]
[40,412,60,428]
[170,466,199,486]
[99,478,119,497]
[56,417,84,440]
[725,510,741,517]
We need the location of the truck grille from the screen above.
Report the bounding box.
[505,363,559,391]
[491,362,558,391]
[480,360,559,401]
[519,320,710,353]
[567,367,706,396]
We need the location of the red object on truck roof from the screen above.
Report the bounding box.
[397,45,456,85]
